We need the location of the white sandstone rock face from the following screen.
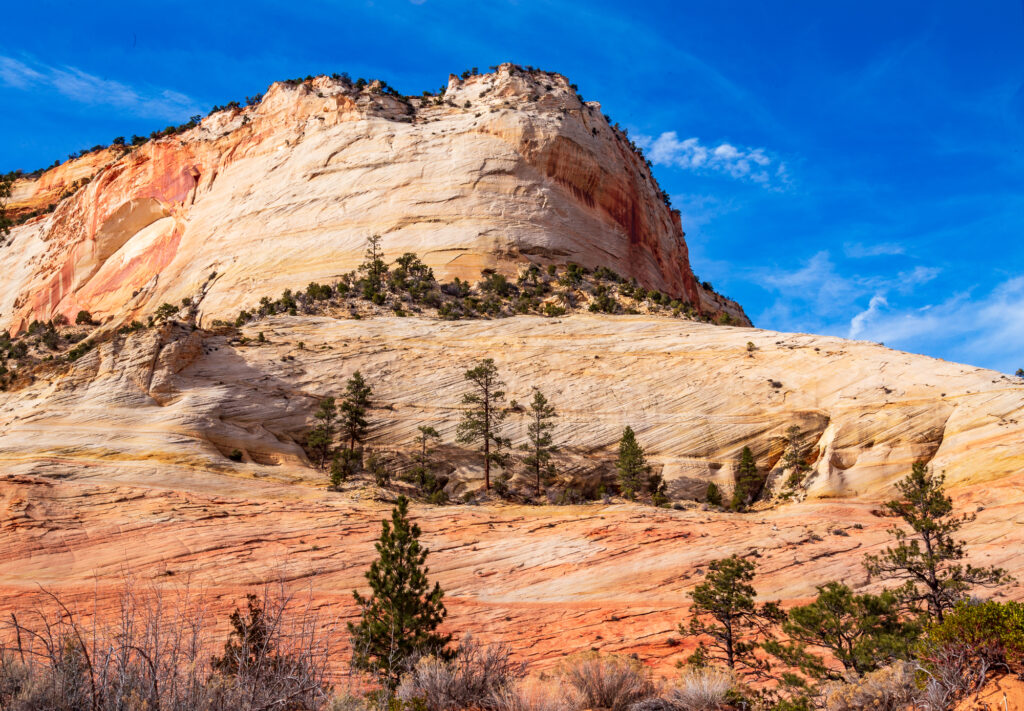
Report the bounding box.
[0,65,745,335]
[1,315,1020,502]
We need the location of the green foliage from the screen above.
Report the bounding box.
[359,235,389,302]
[589,284,618,314]
[305,281,333,301]
[75,310,94,326]
[523,388,557,496]
[330,449,359,489]
[1017,368,1024,378]
[349,496,451,688]
[414,426,440,470]
[615,426,648,499]
[340,371,373,451]
[919,599,1024,677]
[781,425,810,489]
[479,271,512,297]
[706,482,723,507]
[764,582,918,681]
[154,303,178,320]
[228,449,243,463]
[368,453,390,487]
[66,340,93,362]
[456,359,509,491]
[307,396,337,468]
[390,253,436,302]
[864,462,1013,622]
[684,555,783,678]
[730,446,763,511]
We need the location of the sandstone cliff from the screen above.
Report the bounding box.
[0,64,746,335]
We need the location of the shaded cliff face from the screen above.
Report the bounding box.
[0,64,745,334]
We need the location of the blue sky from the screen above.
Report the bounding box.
[2,1,1023,372]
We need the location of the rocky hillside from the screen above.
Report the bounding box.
[1,63,1022,672]
[0,64,746,335]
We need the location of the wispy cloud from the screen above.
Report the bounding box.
[845,277,1024,372]
[844,241,906,258]
[635,131,788,187]
[0,55,199,121]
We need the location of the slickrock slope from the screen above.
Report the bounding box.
[0,446,1021,673]
[1,313,1022,670]
[0,64,745,335]
[3,315,1021,498]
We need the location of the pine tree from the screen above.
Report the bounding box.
[349,496,451,687]
[359,234,388,302]
[763,582,918,681]
[616,426,648,499]
[340,371,373,451]
[456,359,509,490]
[684,555,782,678]
[864,462,1013,622]
[730,446,762,511]
[415,425,440,469]
[706,482,723,507]
[523,388,557,496]
[781,425,810,488]
[307,396,337,468]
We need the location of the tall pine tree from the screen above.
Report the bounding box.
[456,359,508,490]
[730,446,762,511]
[616,426,648,499]
[307,396,337,469]
[359,234,388,302]
[864,462,1012,622]
[684,555,782,679]
[349,496,450,687]
[340,371,373,451]
[523,388,557,496]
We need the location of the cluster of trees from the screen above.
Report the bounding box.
[226,235,715,331]
[306,371,374,489]
[2,463,1018,710]
[347,461,1019,709]
[681,462,1015,707]
[304,356,684,506]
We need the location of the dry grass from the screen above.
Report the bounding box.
[396,634,524,710]
[822,661,920,711]
[490,676,576,711]
[559,653,656,711]
[663,667,736,710]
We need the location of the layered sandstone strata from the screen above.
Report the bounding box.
[0,65,745,335]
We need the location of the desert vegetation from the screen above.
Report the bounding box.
[1,467,1018,711]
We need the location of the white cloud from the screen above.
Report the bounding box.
[0,55,199,121]
[635,131,787,187]
[755,251,1020,372]
[0,56,43,88]
[848,293,888,338]
[844,241,906,258]
[843,278,1024,372]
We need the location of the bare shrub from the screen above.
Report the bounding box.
[396,635,524,710]
[822,661,919,711]
[559,653,656,711]
[491,676,575,711]
[0,578,337,711]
